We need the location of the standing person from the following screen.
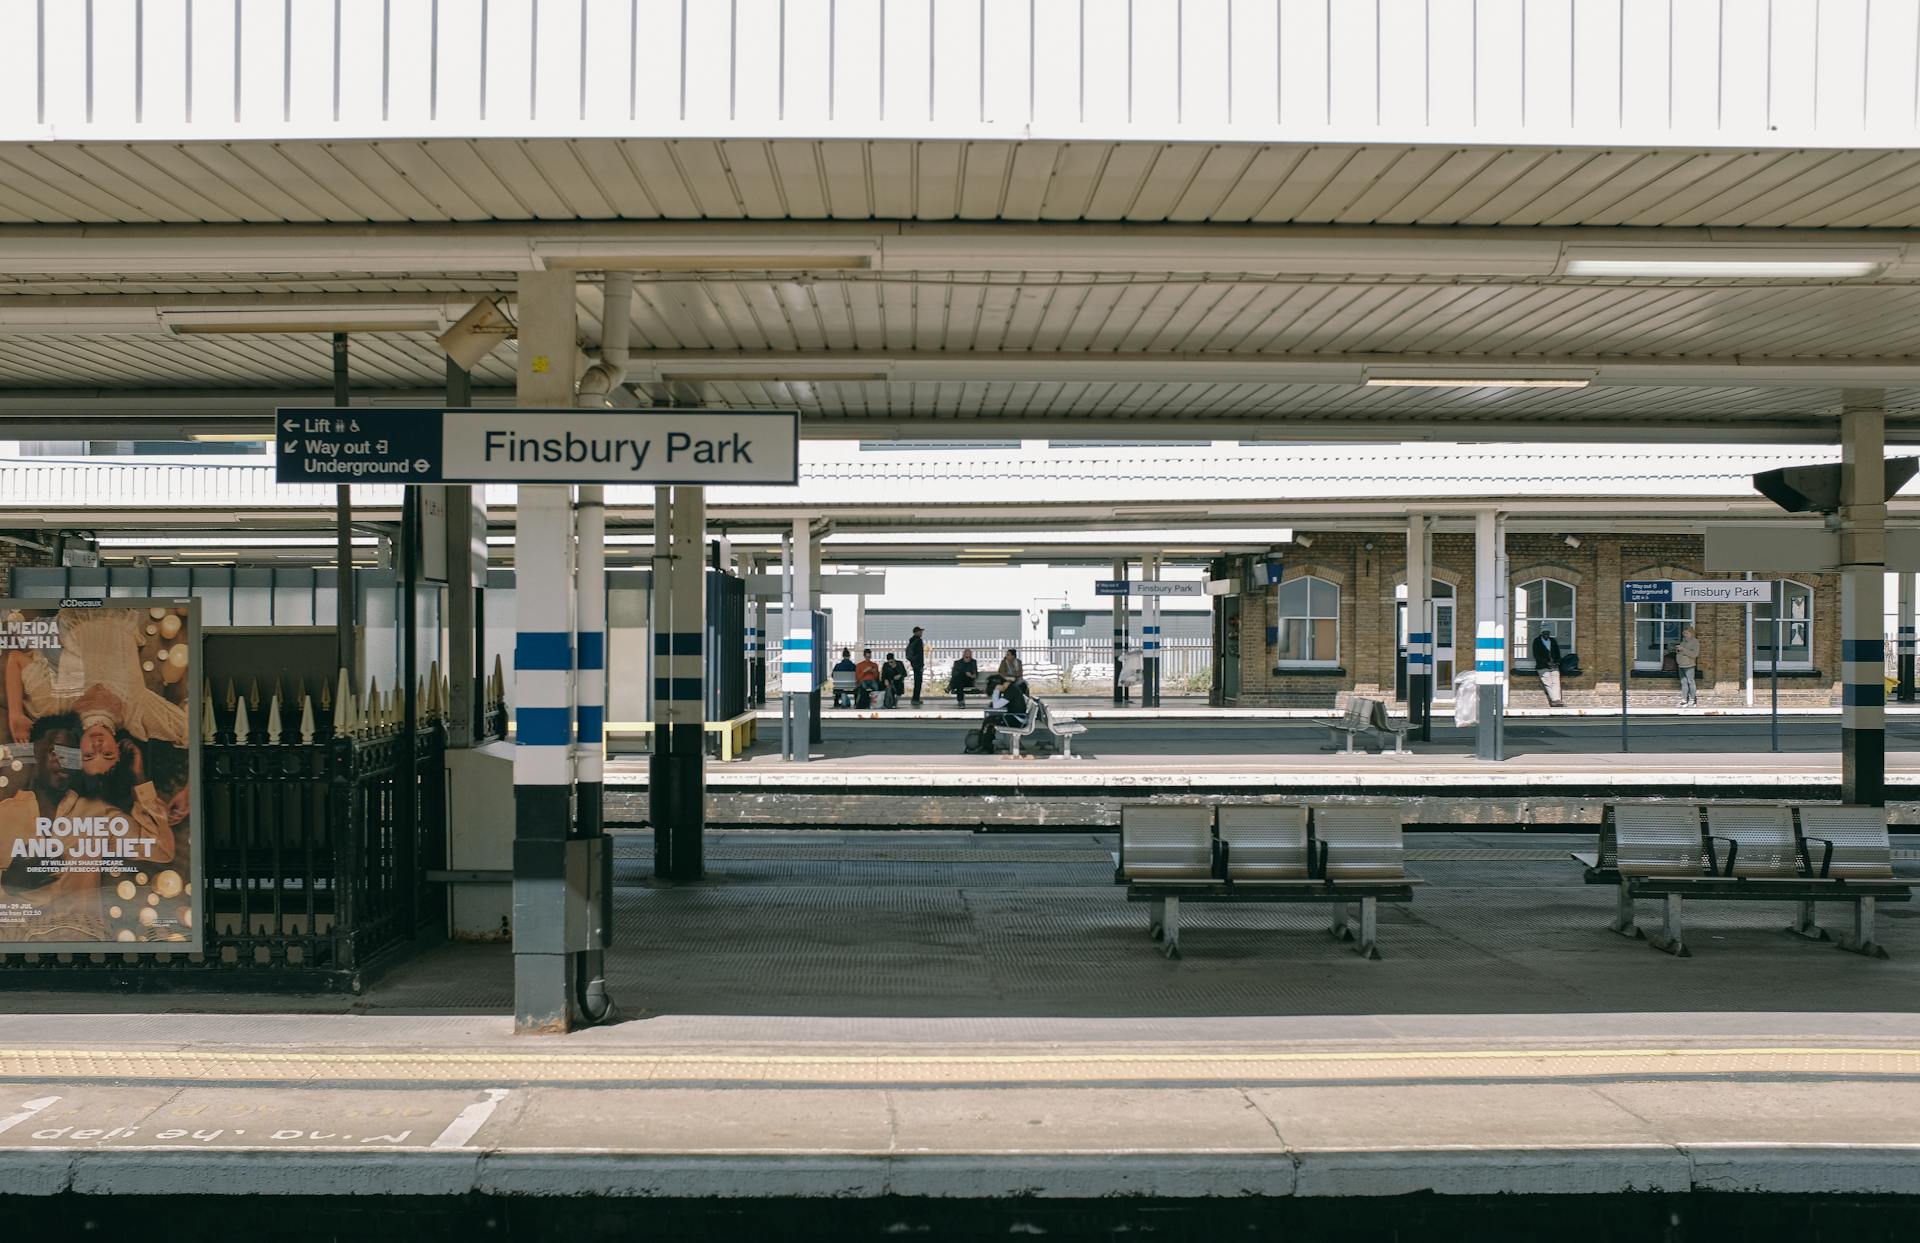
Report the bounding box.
[906,626,926,707]
[1674,626,1702,707]
[1530,627,1565,708]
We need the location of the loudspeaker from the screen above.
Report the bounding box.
[1753,457,1919,514]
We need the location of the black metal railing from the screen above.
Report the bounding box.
[0,706,446,992]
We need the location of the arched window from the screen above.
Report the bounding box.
[1275,575,1339,667]
[1513,578,1576,668]
[1753,580,1814,671]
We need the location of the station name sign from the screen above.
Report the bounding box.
[1622,579,1773,604]
[1095,580,1206,597]
[274,407,800,486]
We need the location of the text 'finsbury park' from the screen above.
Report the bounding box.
[482,429,757,470]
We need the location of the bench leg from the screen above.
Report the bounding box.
[1786,899,1829,943]
[1355,896,1382,960]
[1345,732,1355,754]
[1609,881,1642,939]
[1329,900,1352,942]
[1645,893,1690,957]
[1148,898,1165,942]
[1837,897,1889,959]
[1160,897,1181,959]
[721,725,734,763]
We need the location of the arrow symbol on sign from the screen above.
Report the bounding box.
[282,419,298,432]
[282,442,298,455]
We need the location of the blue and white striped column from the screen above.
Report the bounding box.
[1840,396,1887,806]
[511,267,581,1034]
[783,517,814,762]
[1897,573,1915,704]
[1142,552,1162,707]
[651,485,707,880]
[1474,508,1506,760]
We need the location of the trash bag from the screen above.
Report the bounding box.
[1452,671,1479,727]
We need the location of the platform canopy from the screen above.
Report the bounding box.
[5,2,1920,444]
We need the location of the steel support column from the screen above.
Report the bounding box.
[1142,552,1161,707]
[510,269,580,1034]
[1406,514,1430,741]
[1112,558,1127,704]
[1474,509,1506,761]
[1898,571,1915,704]
[1841,395,1888,806]
[651,485,706,880]
[785,518,814,762]
[332,332,354,685]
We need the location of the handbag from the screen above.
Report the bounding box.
[1660,651,1678,673]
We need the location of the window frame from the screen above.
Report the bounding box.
[1274,574,1340,669]
[1752,579,1815,672]
[1512,577,1577,670]
[1633,601,1696,671]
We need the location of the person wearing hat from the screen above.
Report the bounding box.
[905,626,927,707]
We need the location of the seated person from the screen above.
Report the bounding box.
[985,648,1023,697]
[879,654,908,708]
[854,649,881,709]
[979,678,1032,751]
[950,649,979,706]
[831,648,857,707]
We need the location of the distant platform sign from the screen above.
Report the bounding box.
[1094,580,1206,596]
[1622,579,1773,604]
[275,407,800,486]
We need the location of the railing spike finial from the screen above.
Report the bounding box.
[247,677,262,710]
[491,655,505,707]
[442,671,452,722]
[233,695,253,745]
[334,667,354,735]
[299,690,317,745]
[266,691,283,745]
[224,679,237,712]
[320,675,333,711]
[201,679,216,745]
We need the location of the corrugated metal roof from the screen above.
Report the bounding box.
[2,139,1919,228]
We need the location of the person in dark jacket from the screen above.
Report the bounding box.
[950,649,979,707]
[1530,628,1566,708]
[905,626,926,706]
[880,653,908,708]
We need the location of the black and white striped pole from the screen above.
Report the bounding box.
[1839,395,1887,807]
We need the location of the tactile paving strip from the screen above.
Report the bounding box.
[3,1045,1917,1086]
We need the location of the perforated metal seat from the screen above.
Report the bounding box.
[1705,805,1798,878]
[1797,806,1895,880]
[1612,806,1706,877]
[1217,805,1309,880]
[1314,806,1406,881]
[1118,805,1214,881]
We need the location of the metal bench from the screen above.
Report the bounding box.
[1041,704,1088,757]
[1588,803,1911,958]
[1116,803,1419,960]
[829,668,857,707]
[1319,696,1410,754]
[993,699,1044,756]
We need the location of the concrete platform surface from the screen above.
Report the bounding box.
[4,1011,1920,1200]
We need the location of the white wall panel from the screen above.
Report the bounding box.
[1227,0,1279,126]
[4,0,1919,147]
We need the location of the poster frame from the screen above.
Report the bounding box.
[0,596,203,955]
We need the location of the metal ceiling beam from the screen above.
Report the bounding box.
[2,221,1919,278]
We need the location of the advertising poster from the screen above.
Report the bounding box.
[0,599,200,953]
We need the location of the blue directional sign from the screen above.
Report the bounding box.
[275,407,801,486]
[1094,580,1130,596]
[1621,579,1674,603]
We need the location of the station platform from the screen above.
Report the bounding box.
[604,716,1920,827]
[4,830,1920,1212]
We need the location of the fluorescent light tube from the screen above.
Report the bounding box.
[1364,377,1591,389]
[1565,258,1880,279]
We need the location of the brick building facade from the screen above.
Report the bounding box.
[0,532,54,596]
[1225,532,1842,710]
